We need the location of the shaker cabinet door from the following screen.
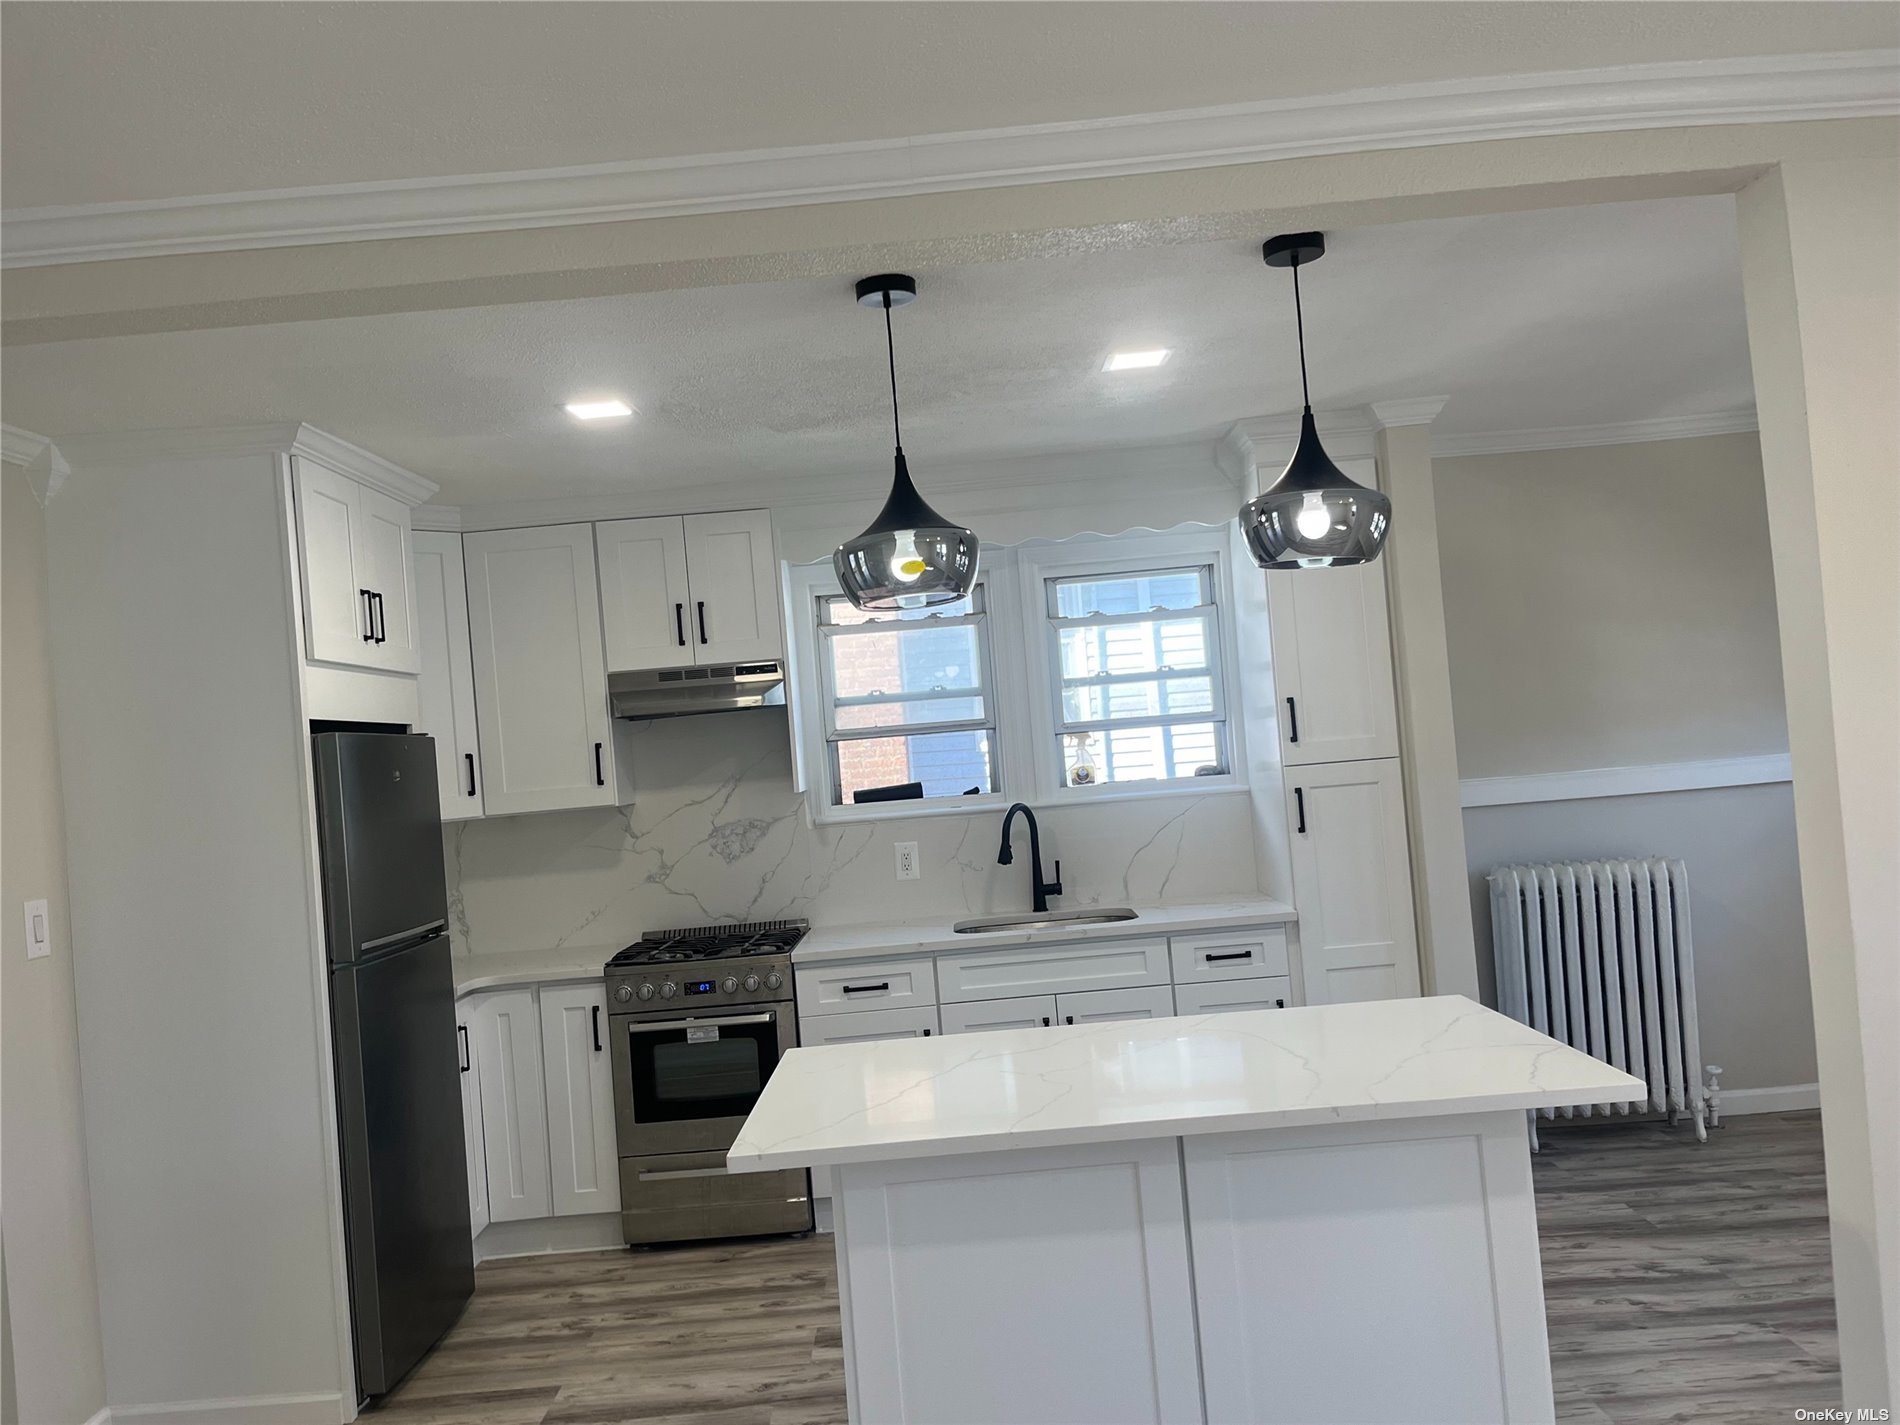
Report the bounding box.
[682,510,781,665]
[467,990,552,1223]
[539,984,621,1218]
[457,1013,489,1238]
[1286,758,1421,1004]
[413,532,484,820]
[1266,553,1398,766]
[596,516,693,673]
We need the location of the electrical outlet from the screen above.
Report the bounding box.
[894,842,920,881]
[23,899,50,960]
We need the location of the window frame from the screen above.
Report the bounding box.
[785,560,1014,825]
[1013,530,1250,804]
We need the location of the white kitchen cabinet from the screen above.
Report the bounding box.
[457,1014,489,1238]
[936,936,1171,1004]
[1173,976,1293,1016]
[1056,984,1177,1025]
[596,509,781,671]
[1286,758,1422,1005]
[794,956,935,1016]
[292,456,420,674]
[538,984,620,1218]
[467,989,552,1223]
[940,995,1057,1034]
[463,525,619,816]
[412,532,484,820]
[1169,927,1290,984]
[1267,559,1398,766]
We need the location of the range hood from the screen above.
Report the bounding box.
[609,661,786,720]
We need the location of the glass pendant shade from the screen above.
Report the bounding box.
[834,449,979,610]
[1241,409,1392,569]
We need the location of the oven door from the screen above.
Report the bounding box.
[611,1002,794,1156]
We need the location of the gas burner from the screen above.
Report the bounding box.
[608,919,810,969]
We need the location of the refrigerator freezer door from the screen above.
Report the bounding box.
[330,933,474,1397]
[314,732,449,963]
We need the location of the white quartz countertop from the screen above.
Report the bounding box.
[452,945,618,995]
[791,896,1297,964]
[728,995,1644,1171]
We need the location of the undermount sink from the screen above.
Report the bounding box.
[951,908,1140,935]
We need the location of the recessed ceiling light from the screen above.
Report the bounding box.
[565,399,633,420]
[1103,349,1171,372]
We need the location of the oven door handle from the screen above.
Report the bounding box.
[636,1164,731,1181]
[626,1012,777,1034]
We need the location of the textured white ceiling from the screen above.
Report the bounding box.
[0,195,1752,505]
[4,2,1896,209]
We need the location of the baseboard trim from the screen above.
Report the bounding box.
[107,1392,342,1423]
[1460,754,1792,808]
[1719,1083,1821,1116]
[473,1212,624,1263]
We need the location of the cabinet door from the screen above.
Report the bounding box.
[1056,984,1177,1025]
[467,990,552,1223]
[293,458,375,666]
[1169,927,1291,984]
[940,995,1057,1034]
[596,516,693,672]
[936,937,1171,1004]
[354,485,419,673]
[457,1014,489,1238]
[1267,558,1398,765]
[794,956,935,1015]
[1173,976,1293,1016]
[539,984,621,1218]
[463,525,618,815]
[682,510,781,665]
[413,533,484,820]
[1287,758,1421,1004]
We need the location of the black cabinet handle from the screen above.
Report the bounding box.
[675,602,687,647]
[370,590,387,644]
[1295,786,1307,834]
[842,982,889,995]
[465,753,477,797]
[360,589,376,642]
[594,741,605,786]
[1275,998,1286,1010]
[1286,696,1299,744]
[592,1004,602,1053]
[696,600,708,645]
[457,1024,470,1073]
[922,1028,931,1036]
[1040,1017,1051,1027]
[1206,950,1254,963]
[1064,1015,1075,1025]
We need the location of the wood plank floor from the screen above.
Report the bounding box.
[369,1111,1833,1425]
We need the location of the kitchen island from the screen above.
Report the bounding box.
[729,994,1642,1425]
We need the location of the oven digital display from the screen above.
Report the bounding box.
[685,980,716,995]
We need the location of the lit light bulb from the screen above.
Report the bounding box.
[889,531,928,583]
[1295,491,1333,541]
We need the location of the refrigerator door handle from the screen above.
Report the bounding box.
[358,919,449,956]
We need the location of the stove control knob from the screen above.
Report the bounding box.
[721,976,739,994]
[614,983,634,1003]
[659,981,678,1000]
[763,970,784,991]
[636,982,656,1001]
[742,973,761,993]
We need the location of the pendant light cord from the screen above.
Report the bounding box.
[883,291,904,452]
[1292,254,1311,412]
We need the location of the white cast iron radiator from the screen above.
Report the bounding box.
[1488,857,1713,1148]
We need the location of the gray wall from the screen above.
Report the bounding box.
[1435,433,1813,1093]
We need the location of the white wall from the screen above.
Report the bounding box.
[1435,432,1813,1095]
[1,466,109,1425]
[447,707,1261,955]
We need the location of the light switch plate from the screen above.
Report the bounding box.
[24,898,50,960]
[894,842,920,881]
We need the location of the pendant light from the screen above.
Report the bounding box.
[1239,233,1393,569]
[834,274,980,610]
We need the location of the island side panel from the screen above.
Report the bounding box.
[833,1138,1204,1425]
[1184,1110,1555,1425]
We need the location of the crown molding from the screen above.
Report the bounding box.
[1430,408,1759,458]
[412,503,464,533]
[47,423,437,504]
[1370,397,1450,429]
[1,422,69,505]
[5,50,1893,269]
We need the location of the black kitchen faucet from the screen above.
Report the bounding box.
[997,803,1063,913]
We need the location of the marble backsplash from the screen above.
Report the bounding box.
[444,708,1263,956]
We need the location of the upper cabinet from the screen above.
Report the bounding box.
[463,525,619,816]
[597,509,780,672]
[292,456,419,675]
[1266,560,1399,766]
[413,532,485,821]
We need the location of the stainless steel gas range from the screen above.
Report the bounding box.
[605,920,814,1245]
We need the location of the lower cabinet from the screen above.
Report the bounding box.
[940,995,1055,1034]
[1057,984,1175,1025]
[539,984,621,1218]
[462,980,619,1234]
[1174,976,1292,1015]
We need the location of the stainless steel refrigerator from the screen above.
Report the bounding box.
[314,731,473,1401]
